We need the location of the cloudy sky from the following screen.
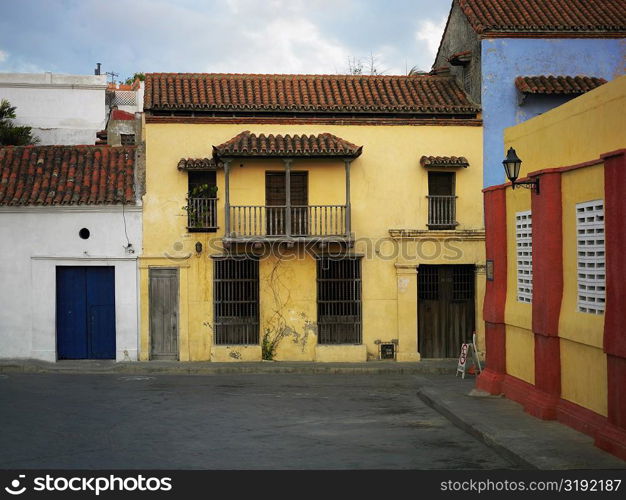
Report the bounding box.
[0,0,450,80]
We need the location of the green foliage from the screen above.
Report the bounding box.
[182,183,218,228]
[0,99,38,146]
[124,72,145,85]
[262,328,282,361]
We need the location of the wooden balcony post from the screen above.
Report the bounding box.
[224,159,231,236]
[345,159,352,237]
[284,158,292,237]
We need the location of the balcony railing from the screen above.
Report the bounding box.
[227,205,349,240]
[187,197,218,231]
[427,195,458,229]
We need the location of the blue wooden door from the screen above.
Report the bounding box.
[56,267,116,359]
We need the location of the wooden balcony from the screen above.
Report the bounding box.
[427,195,458,229]
[226,204,351,242]
[186,197,218,231]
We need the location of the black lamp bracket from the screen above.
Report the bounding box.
[511,177,540,194]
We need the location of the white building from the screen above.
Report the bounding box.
[0,144,143,361]
[0,72,107,145]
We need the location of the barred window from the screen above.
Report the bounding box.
[317,257,362,344]
[576,200,605,314]
[213,257,259,345]
[516,210,532,303]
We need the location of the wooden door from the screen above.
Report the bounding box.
[418,265,475,358]
[56,266,116,360]
[149,268,179,360]
[265,171,308,235]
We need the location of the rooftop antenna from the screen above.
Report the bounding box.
[105,71,119,84]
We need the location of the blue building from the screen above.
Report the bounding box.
[433,0,626,187]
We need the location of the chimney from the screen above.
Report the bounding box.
[95,63,102,76]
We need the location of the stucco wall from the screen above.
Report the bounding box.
[141,122,485,362]
[0,206,142,361]
[482,38,624,187]
[433,0,482,103]
[0,72,107,145]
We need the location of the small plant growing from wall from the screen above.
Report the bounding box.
[261,258,290,360]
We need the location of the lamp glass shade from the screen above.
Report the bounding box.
[503,147,522,182]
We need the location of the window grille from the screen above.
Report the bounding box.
[576,200,605,314]
[317,257,362,344]
[121,134,135,145]
[214,257,259,344]
[516,210,532,303]
[418,266,439,300]
[452,266,474,302]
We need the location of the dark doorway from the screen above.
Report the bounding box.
[56,266,116,359]
[418,265,475,358]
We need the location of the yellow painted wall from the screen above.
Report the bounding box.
[505,324,535,385]
[500,75,625,414]
[504,185,532,331]
[559,164,605,348]
[505,75,626,177]
[560,338,607,416]
[141,122,484,361]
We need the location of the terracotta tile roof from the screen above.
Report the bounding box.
[448,51,472,65]
[177,158,218,171]
[459,0,626,34]
[420,155,470,168]
[144,73,479,115]
[110,109,136,121]
[515,75,608,94]
[0,145,136,206]
[213,131,363,159]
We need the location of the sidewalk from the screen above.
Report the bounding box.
[0,358,456,375]
[415,374,626,470]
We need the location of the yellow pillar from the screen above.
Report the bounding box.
[395,263,420,362]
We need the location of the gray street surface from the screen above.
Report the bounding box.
[0,373,513,469]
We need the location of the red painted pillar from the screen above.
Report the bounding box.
[597,150,626,460]
[477,186,507,395]
[527,170,563,420]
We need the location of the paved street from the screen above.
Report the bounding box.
[0,373,514,469]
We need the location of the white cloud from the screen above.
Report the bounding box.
[415,17,447,61]
[0,50,8,63]
[212,17,352,74]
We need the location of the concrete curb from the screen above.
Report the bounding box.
[0,359,457,376]
[416,385,537,469]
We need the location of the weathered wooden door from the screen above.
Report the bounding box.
[418,265,475,358]
[265,171,308,235]
[149,268,179,360]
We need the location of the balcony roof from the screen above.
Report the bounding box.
[177,157,218,171]
[213,131,363,159]
[420,155,469,168]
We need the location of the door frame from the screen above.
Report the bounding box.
[149,267,180,360]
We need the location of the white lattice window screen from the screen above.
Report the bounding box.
[576,200,605,314]
[112,91,137,106]
[516,210,532,303]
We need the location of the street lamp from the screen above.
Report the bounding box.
[502,147,540,193]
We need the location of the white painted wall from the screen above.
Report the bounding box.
[0,206,142,361]
[0,72,107,145]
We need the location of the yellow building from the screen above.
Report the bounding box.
[477,75,626,460]
[140,73,485,363]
